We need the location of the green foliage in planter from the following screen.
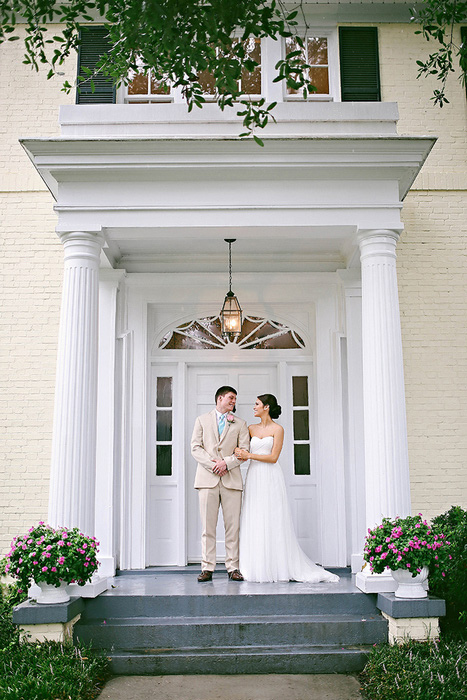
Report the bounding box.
[360,637,467,700]
[0,640,110,700]
[6,522,99,590]
[429,505,467,622]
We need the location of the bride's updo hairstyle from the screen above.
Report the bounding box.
[257,393,282,419]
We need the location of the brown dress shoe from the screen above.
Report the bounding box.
[197,570,213,582]
[228,569,244,581]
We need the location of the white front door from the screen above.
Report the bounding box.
[186,363,278,563]
[146,358,320,567]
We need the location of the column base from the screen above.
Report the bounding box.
[66,576,109,598]
[96,556,116,578]
[355,568,397,593]
[351,553,365,574]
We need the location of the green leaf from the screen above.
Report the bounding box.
[253,134,264,146]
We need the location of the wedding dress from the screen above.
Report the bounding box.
[239,436,339,583]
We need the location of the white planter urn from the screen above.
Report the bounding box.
[35,580,70,605]
[391,566,429,599]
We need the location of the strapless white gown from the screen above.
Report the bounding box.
[239,436,339,583]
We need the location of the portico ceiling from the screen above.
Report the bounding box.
[21,133,435,273]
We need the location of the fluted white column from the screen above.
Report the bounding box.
[359,230,411,530]
[48,231,104,535]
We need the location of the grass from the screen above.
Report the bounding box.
[0,580,110,700]
[360,630,467,700]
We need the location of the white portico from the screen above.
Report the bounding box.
[21,102,435,575]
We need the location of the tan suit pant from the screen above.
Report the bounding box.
[198,481,242,573]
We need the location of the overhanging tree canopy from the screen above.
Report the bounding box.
[1,0,466,140]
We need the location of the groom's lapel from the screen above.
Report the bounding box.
[210,409,219,444]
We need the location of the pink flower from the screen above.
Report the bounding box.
[33,560,38,565]
[51,567,57,572]
[41,566,48,572]
[226,413,235,423]
[58,557,65,565]
[58,540,65,546]
[407,563,411,568]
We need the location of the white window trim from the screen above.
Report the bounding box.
[282,27,340,103]
[117,29,341,105]
[118,38,264,105]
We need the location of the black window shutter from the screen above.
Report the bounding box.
[339,27,381,101]
[76,26,116,104]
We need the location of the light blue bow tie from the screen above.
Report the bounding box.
[218,414,226,435]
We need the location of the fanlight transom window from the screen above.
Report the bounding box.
[159,315,305,350]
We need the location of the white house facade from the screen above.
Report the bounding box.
[1,2,466,576]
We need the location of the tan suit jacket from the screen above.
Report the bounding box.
[192,409,250,490]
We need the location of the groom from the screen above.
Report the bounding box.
[191,386,250,582]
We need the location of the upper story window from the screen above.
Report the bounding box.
[283,30,339,102]
[81,26,379,106]
[126,62,172,103]
[198,38,262,99]
[121,37,261,104]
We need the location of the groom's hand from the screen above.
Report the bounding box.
[212,459,227,476]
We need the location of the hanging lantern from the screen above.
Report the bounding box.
[220,239,243,341]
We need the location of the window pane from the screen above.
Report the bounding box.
[199,68,216,95]
[292,376,308,406]
[294,444,310,475]
[156,410,172,441]
[309,67,329,94]
[286,36,329,96]
[308,37,328,65]
[150,76,170,95]
[241,38,261,94]
[293,410,309,440]
[285,37,307,63]
[157,377,172,407]
[156,445,172,476]
[128,72,149,95]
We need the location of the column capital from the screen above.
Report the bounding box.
[58,230,105,263]
[357,229,402,261]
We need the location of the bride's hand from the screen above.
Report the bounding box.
[235,448,250,460]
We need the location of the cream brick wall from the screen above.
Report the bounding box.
[398,192,467,518]
[0,192,63,554]
[0,29,73,553]
[377,24,467,517]
[0,26,75,192]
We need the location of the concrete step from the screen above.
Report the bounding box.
[107,644,373,675]
[76,613,387,649]
[80,590,379,620]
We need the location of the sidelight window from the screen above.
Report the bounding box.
[155,376,173,476]
[292,375,312,475]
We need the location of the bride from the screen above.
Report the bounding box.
[235,394,339,584]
